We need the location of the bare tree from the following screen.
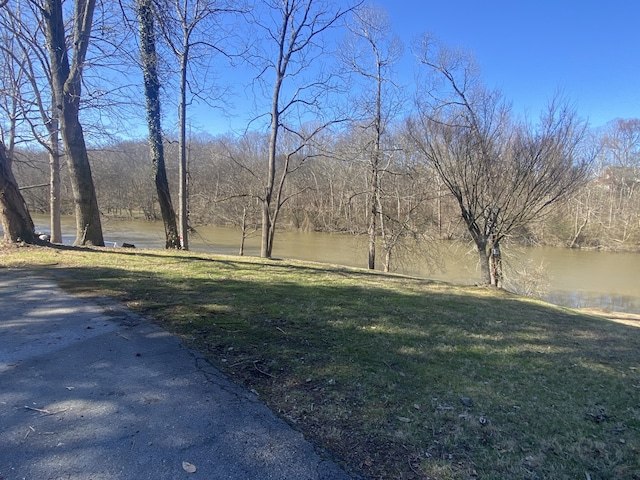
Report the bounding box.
[40,0,104,246]
[0,2,63,243]
[376,137,432,273]
[409,37,592,286]
[0,14,37,237]
[0,140,36,243]
[248,0,357,258]
[136,0,180,248]
[213,132,266,254]
[599,119,640,243]
[339,4,403,269]
[155,0,244,250]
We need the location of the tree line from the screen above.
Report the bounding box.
[1,0,638,287]
[12,117,640,270]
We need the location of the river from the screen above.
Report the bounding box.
[23,215,640,314]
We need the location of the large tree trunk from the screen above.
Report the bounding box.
[61,111,103,245]
[42,0,104,246]
[0,141,36,243]
[489,240,503,288]
[474,238,492,286]
[137,0,180,249]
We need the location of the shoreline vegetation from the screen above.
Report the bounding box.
[2,243,639,479]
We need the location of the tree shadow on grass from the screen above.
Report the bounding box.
[25,252,640,480]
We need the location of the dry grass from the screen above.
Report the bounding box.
[2,243,639,479]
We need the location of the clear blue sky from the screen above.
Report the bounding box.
[378,0,640,128]
[178,1,640,136]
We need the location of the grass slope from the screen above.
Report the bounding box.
[2,244,639,479]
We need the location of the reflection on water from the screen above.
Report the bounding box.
[21,215,640,314]
[546,291,640,314]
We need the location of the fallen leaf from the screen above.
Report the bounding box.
[397,416,412,423]
[182,461,197,473]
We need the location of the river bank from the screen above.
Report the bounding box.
[21,214,640,314]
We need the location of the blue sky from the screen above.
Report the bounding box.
[378,0,640,128]
[169,1,639,137]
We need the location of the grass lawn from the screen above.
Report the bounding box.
[2,243,639,479]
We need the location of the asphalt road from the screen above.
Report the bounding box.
[0,268,352,480]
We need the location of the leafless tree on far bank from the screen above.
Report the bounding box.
[409,36,593,286]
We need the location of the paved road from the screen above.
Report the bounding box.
[0,269,352,480]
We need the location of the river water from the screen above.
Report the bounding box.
[25,215,640,314]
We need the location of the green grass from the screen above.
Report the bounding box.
[2,243,640,479]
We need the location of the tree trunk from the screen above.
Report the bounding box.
[261,194,272,258]
[0,141,36,243]
[489,240,503,288]
[367,146,380,270]
[383,247,391,273]
[569,197,590,249]
[137,0,180,249]
[48,108,62,244]
[43,0,103,246]
[239,206,247,256]
[62,114,103,245]
[475,238,492,285]
[262,77,282,259]
[262,89,279,259]
[367,191,377,269]
[177,46,189,250]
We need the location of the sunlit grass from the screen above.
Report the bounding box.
[2,243,639,479]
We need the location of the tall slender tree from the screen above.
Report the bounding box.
[249,0,356,258]
[339,5,403,269]
[155,0,243,250]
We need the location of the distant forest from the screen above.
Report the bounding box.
[14,117,640,252]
